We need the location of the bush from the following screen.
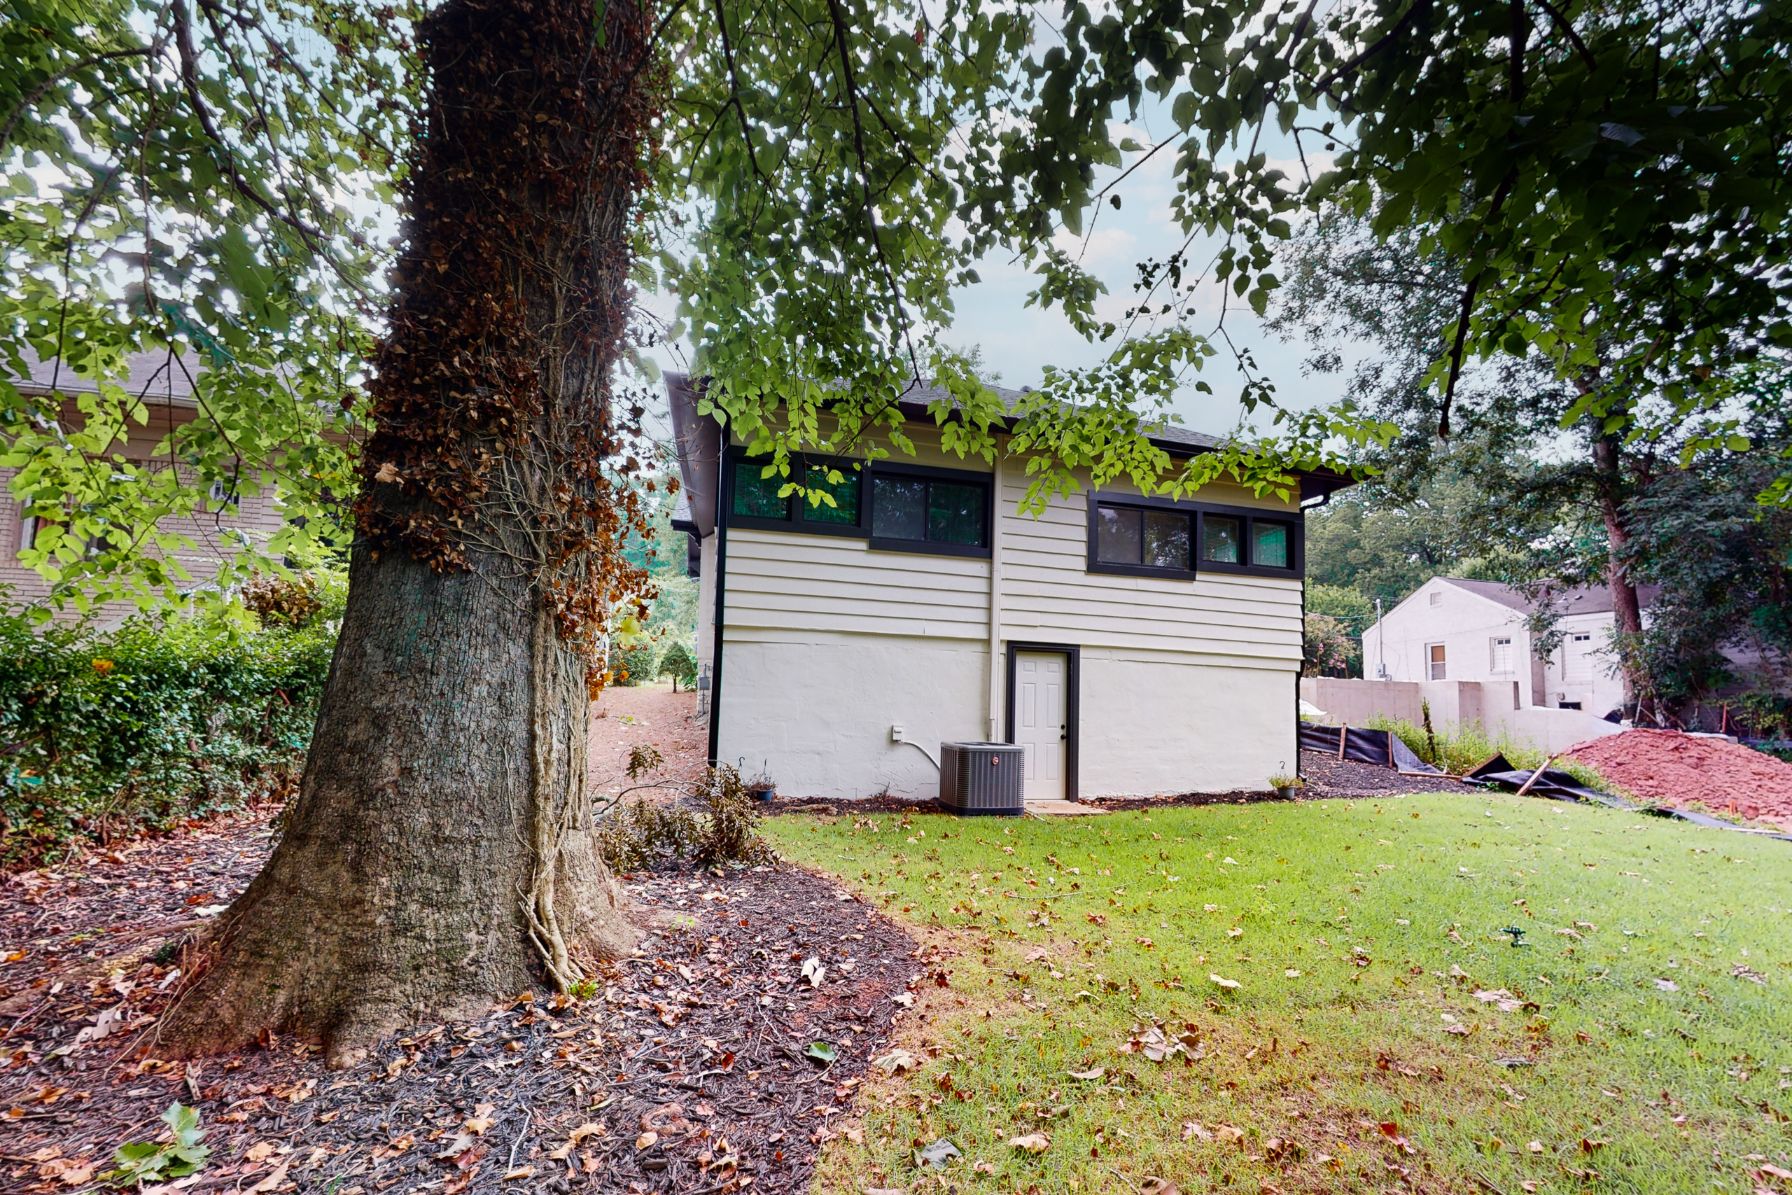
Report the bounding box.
[607,637,660,687]
[596,765,770,872]
[0,605,335,867]
[659,640,698,691]
[1302,612,1357,677]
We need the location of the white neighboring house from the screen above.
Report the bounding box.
[1362,577,1657,717]
[666,374,1354,803]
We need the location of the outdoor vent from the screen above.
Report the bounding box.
[938,742,1025,816]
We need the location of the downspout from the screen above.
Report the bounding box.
[986,448,1004,741]
[705,463,731,767]
[1294,487,1331,781]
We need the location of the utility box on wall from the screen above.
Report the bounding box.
[938,742,1025,815]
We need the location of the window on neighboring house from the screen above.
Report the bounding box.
[869,468,989,554]
[1428,643,1447,680]
[208,479,242,511]
[1490,636,1513,673]
[1571,632,1592,644]
[1428,590,1443,607]
[17,511,38,554]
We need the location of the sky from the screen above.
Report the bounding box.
[639,96,1364,444]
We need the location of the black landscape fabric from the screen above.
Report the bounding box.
[1297,723,1447,775]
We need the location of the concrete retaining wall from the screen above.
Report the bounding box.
[1299,677,1627,757]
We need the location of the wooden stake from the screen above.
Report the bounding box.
[1514,753,1563,797]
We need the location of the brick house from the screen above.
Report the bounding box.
[2,350,288,622]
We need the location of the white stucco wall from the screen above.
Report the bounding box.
[1363,579,1632,714]
[713,631,989,798]
[1080,650,1295,795]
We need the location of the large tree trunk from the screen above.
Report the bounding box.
[161,0,655,1065]
[1591,430,1646,713]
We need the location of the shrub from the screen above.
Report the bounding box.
[607,637,660,686]
[1302,612,1357,677]
[596,765,770,872]
[659,640,698,691]
[0,605,335,867]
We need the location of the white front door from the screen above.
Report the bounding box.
[1014,650,1068,802]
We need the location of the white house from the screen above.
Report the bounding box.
[666,374,1354,803]
[1361,576,1657,717]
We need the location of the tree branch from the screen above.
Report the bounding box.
[169,0,330,254]
[822,0,920,380]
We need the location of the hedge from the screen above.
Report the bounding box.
[0,604,336,867]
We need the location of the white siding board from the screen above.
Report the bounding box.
[723,528,988,642]
[992,478,1303,664]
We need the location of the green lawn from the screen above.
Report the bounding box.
[765,794,1792,1194]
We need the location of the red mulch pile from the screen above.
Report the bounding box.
[1566,730,1792,829]
[1,809,923,1194]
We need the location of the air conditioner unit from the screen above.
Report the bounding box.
[938,742,1025,816]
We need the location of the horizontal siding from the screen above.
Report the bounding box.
[997,475,1302,664]
[723,528,989,641]
[715,447,1306,665]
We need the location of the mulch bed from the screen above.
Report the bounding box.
[1,811,921,1194]
[757,748,1454,819]
[589,684,712,803]
[1295,748,1466,797]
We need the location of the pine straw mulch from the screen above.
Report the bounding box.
[1,810,925,1194]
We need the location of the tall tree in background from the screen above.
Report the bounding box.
[1270,212,1787,711]
[8,0,1791,1060]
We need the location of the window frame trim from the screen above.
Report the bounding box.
[1084,492,1198,579]
[866,461,993,559]
[1084,492,1303,580]
[722,447,870,538]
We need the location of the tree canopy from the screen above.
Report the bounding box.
[5,0,1791,613]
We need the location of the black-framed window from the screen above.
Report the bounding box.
[1087,493,1301,579]
[868,466,990,556]
[726,452,867,535]
[1090,500,1195,578]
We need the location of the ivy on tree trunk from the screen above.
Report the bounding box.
[160,0,655,1064]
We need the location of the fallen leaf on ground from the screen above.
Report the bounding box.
[873,1049,921,1073]
[1009,1132,1051,1154]
[915,1138,961,1169]
[1209,973,1240,990]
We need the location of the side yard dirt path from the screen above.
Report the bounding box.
[588,682,710,801]
[1,812,919,1194]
